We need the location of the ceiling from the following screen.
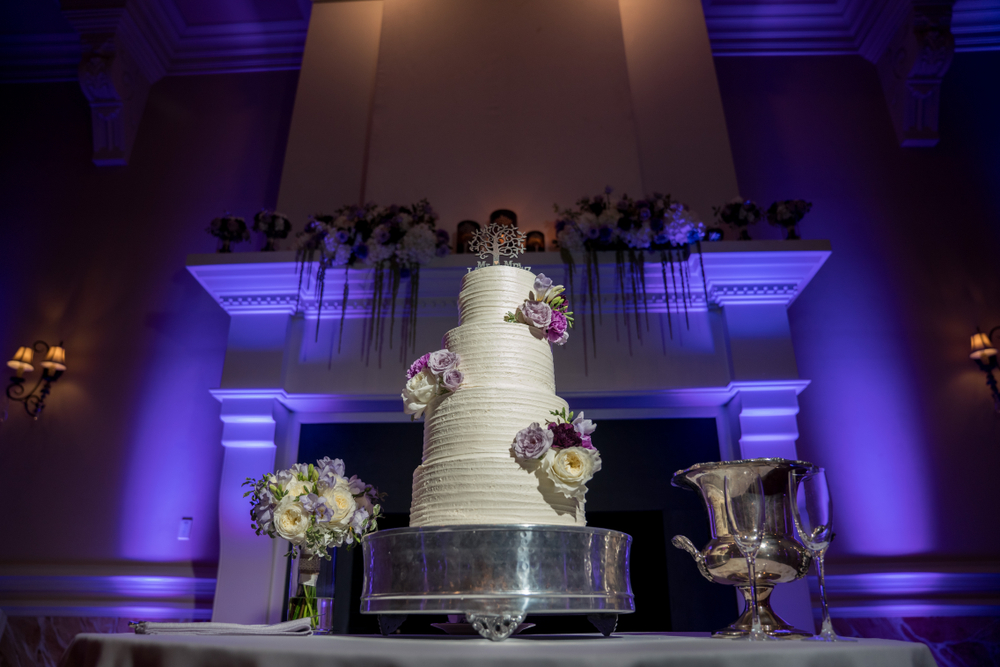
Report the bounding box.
[1,0,997,83]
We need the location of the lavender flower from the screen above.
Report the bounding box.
[547,310,568,343]
[441,369,464,392]
[347,475,367,495]
[350,507,370,532]
[533,274,554,300]
[407,353,430,380]
[316,456,346,478]
[513,422,554,460]
[427,349,459,375]
[517,300,552,330]
[301,494,333,523]
[572,411,596,436]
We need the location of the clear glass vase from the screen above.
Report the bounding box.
[286,554,334,634]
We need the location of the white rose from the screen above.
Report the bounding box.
[273,497,310,545]
[402,367,438,418]
[542,447,602,499]
[321,479,358,530]
[284,479,310,499]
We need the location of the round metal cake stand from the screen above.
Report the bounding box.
[360,525,634,641]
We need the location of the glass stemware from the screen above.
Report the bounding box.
[790,468,856,642]
[724,469,774,641]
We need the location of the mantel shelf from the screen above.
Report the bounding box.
[187,240,831,316]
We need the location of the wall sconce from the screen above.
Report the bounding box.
[970,327,999,411]
[5,341,66,420]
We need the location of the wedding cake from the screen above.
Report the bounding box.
[402,232,602,528]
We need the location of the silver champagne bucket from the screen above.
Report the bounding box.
[671,458,816,638]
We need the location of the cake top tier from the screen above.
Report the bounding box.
[458,265,537,325]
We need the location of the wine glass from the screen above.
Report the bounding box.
[724,469,774,641]
[790,468,856,642]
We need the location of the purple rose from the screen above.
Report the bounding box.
[427,349,459,375]
[407,353,430,380]
[442,369,463,392]
[546,310,568,343]
[513,423,554,460]
[549,422,582,450]
[335,229,350,244]
[517,300,552,329]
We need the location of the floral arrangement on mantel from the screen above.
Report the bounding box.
[512,408,602,499]
[713,197,813,240]
[553,188,707,367]
[207,214,250,253]
[402,349,465,419]
[294,199,451,365]
[504,273,574,346]
[253,210,292,251]
[243,457,384,629]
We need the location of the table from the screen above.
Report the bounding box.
[59,632,938,667]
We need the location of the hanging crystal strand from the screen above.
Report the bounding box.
[679,249,690,329]
[583,254,593,360]
[409,266,420,354]
[628,250,642,343]
[669,248,682,330]
[388,263,401,351]
[314,264,327,343]
[637,250,650,334]
[660,251,673,341]
[695,239,709,306]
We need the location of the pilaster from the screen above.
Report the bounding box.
[62,5,165,165]
[876,0,956,148]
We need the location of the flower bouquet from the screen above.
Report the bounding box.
[207,214,250,253]
[713,198,763,241]
[512,408,602,499]
[294,199,450,363]
[553,188,706,363]
[402,349,465,419]
[243,457,384,630]
[766,199,812,240]
[253,210,292,251]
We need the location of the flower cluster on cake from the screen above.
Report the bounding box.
[402,221,601,527]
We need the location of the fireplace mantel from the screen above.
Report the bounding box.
[188,240,830,625]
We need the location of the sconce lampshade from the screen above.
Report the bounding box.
[970,332,997,360]
[41,345,66,372]
[7,347,34,374]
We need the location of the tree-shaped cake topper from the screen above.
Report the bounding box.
[469,218,527,265]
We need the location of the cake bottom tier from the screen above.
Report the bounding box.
[410,387,584,527]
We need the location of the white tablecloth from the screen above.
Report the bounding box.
[59,632,938,667]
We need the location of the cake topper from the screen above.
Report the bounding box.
[469,218,527,266]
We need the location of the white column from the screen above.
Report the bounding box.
[211,392,285,624]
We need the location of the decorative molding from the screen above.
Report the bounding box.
[703,0,997,56]
[0,575,215,620]
[819,571,1000,618]
[876,0,956,147]
[186,244,832,316]
[63,7,159,166]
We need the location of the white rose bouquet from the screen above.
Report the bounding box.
[402,349,464,419]
[243,457,384,559]
[512,408,602,499]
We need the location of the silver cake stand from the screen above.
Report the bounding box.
[360,524,634,641]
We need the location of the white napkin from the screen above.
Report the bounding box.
[132,618,313,636]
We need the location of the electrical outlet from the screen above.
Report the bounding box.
[178,517,193,540]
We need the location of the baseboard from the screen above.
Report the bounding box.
[815,572,1000,618]
[0,575,215,620]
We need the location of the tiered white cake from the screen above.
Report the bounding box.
[409,265,585,527]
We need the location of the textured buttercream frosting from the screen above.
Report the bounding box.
[409,265,586,527]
